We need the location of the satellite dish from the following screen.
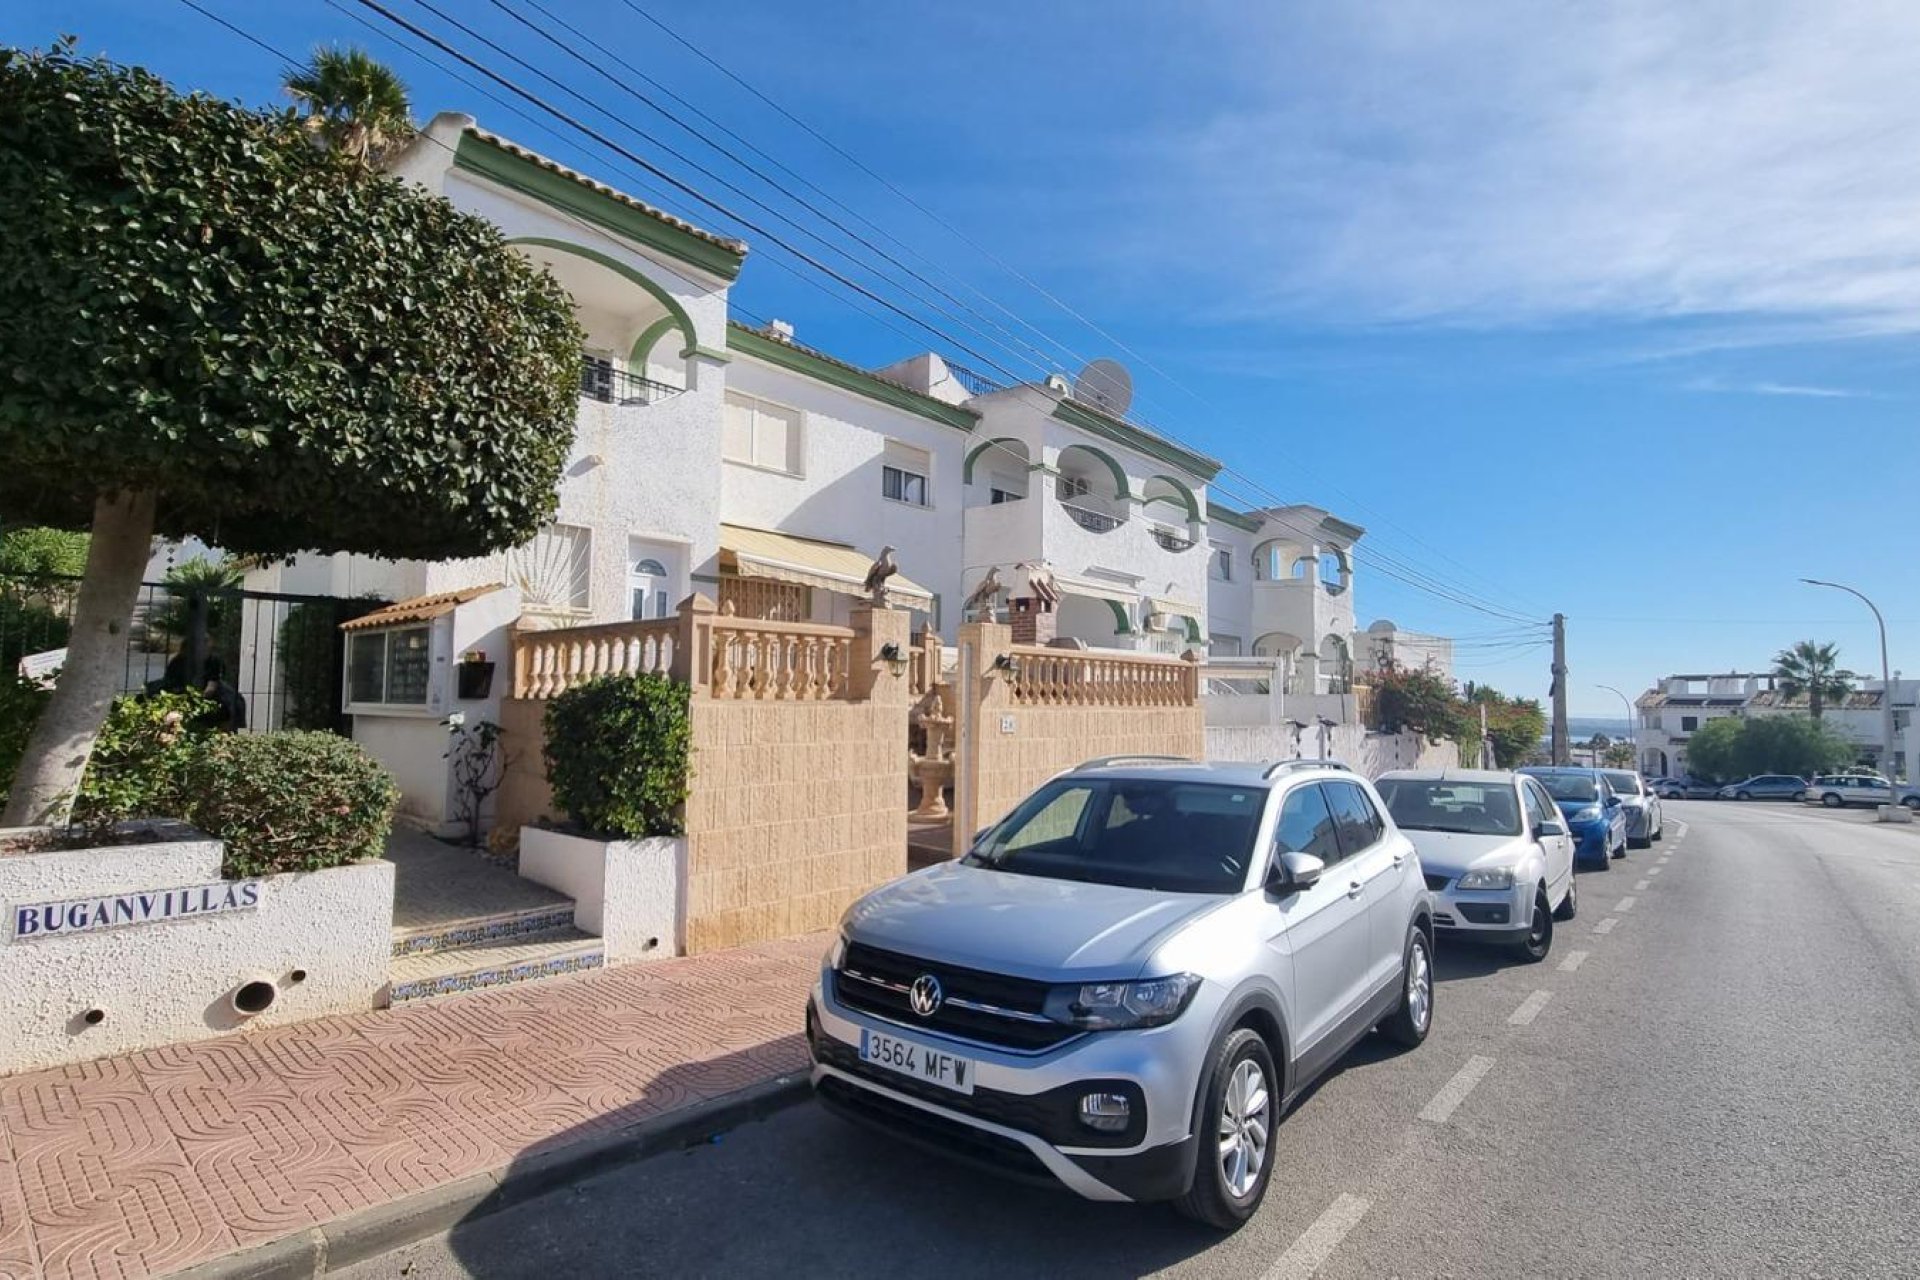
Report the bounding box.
[1074,358,1134,416]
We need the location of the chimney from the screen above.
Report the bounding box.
[1009,594,1057,647]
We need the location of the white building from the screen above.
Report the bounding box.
[242,113,1456,830]
[1635,672,1914,780]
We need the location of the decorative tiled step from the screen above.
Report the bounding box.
[386,929,604,1004]
[391,903,578,958]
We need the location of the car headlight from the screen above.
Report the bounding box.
[1570,806,1602,823]
[825,932,848,970]
[1455,867,1516,890]
[1044,974,1201,1031]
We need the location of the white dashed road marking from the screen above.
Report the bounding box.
[1614,896,1636,912]
[1634,880,1650,890]
[1593,917,1619,934]
[1508,990,1553,1026]
[1420,1055,1496,1124]
[1558,949,1589,972]
[1265,1194,1372,1280]
[1648,866,1663,876]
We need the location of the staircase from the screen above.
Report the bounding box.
[387,902,603,1004]
[382,827,604,1005]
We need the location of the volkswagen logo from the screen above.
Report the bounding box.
[908,973,944,1017]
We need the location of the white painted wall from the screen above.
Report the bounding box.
[1206,724,1458,777]
[519,827,686,961]
[722,354,969,635]
[0,830,392,1074]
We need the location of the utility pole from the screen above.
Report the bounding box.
[1551,612,1570,765]
[1801,579,1899,785]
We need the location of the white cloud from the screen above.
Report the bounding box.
[1116,1,1920,336]
[1684,376,1875,398]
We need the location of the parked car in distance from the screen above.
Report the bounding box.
[1518,767,1628,867]
[1805,774,1917,809]
[1602,770,1664,848]
[807,757,1434,1230]
[1376,769,1577,962]
[1717,775,1808,802]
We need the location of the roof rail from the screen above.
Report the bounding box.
[1262,758,1354,780]
[1072,755,1194,772]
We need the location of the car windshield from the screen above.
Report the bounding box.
[1532,772,1600,802]
[1603,771,1640,796]
[965,778,1263,894]
[1377,779,1521,836]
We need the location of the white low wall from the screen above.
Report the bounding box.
[0,824,393,1075]
[519,825,684,961]
[1207,725,1458,778]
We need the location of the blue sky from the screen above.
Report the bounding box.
[12,1,1918,716]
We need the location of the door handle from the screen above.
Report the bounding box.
[1347,880,1364,899]
[1392,852,1406,867]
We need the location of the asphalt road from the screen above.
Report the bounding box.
[341,802,1920,1279]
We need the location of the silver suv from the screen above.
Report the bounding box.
[807,758,1435,1230]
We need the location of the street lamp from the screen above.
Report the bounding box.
[1597,684,1636,770]
[1800,578,1899,784]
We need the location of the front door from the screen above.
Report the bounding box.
[628,540,680,621]
[1267,782,1371,1055]
[1323,780,1409,996]
[1523,779,1574,904]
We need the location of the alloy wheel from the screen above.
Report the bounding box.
[1218,1059,1271,1198]
[1407,939,1433,1031]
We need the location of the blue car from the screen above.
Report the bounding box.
[1518,767,1628,868]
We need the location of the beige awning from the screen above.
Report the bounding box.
[719,524,934,610]
[1148,596,1205,622]
[341,584,505,631]
[1051,575,1140,608]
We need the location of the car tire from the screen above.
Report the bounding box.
[1651,822,1664,843]
[1628,835,1651,850]
[1380,928,1434,1048]
[1513,889,1553,962]
[1174,1028,1278,1231]
[1904,796,1920,811]
[1822,792,1842,808]
[1553,875,1579,921]
[1793,790,1807,803]
[1736,790,1753,801]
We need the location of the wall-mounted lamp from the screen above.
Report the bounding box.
[878,641,908,679]
[991,652,1021,679]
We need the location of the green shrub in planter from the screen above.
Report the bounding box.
[73,689,214,827]
[544,674,692,838]
[0,675,53,810]
[183,731,398,877]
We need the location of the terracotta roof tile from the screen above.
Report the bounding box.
[341,584,506,631]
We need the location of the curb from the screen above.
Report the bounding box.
[166,1070,813,1279]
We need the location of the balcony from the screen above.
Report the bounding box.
[1151,525,1196,553]
[580,355,681,407]
[1063,502,1124,534]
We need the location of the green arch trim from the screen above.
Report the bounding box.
[507,236,696,356]
[1185,616,1204,644]
[1104,600,1134,634]
[1142,474,1201,523]
[963,436,1032,484]
[1055,443,1131,501]
[627,315,680,369]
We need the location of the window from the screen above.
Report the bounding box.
[1210,634,1243,657]
[1523,783,1556,832]
[347,626,431,708]
[1326,782,1386,856]
[968,779,1263,894]
[1210,543,1234,581]
[1681,715,1699,732]
[724,390,802,474]
[1273,784,1343,864]
[1057,474,1090,502]
[881,440,930,507]
[1376,778,1520,837]
[506,523,591,614]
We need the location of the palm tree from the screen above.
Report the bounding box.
[283,46,414,163]
[1772,640,1854,721]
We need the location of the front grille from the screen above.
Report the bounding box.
[811,1035,1144,1147]
[1457,902,1510,925]
[1423,872,1452,892]
[816,1076,1055,1184]
[1433,912,1458,928]
[835,942,1079,1051]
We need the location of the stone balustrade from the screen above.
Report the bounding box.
[512,618,680,699]
[709,617,856,701]
[1007,645,1200,708]
[908,627,944,697]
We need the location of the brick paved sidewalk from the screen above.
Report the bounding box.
[0,935,824,1280]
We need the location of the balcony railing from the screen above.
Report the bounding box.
[580,356,682,407]
[1062,502,1124,534]
[1152,526,1196,553]
[940,359,1008,397]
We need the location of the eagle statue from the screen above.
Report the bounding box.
[961,566,1003,622]
[862,545,900,605]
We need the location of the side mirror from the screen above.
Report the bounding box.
[1266,851,1325,894]
[1604,795,1622,809]
[1536,820,1566,839]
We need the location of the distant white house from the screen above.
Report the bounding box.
[1635,672,1914,779]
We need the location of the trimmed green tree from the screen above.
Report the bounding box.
[0,44,582,824]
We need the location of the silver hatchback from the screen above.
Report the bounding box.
[807,758,1435,1230]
